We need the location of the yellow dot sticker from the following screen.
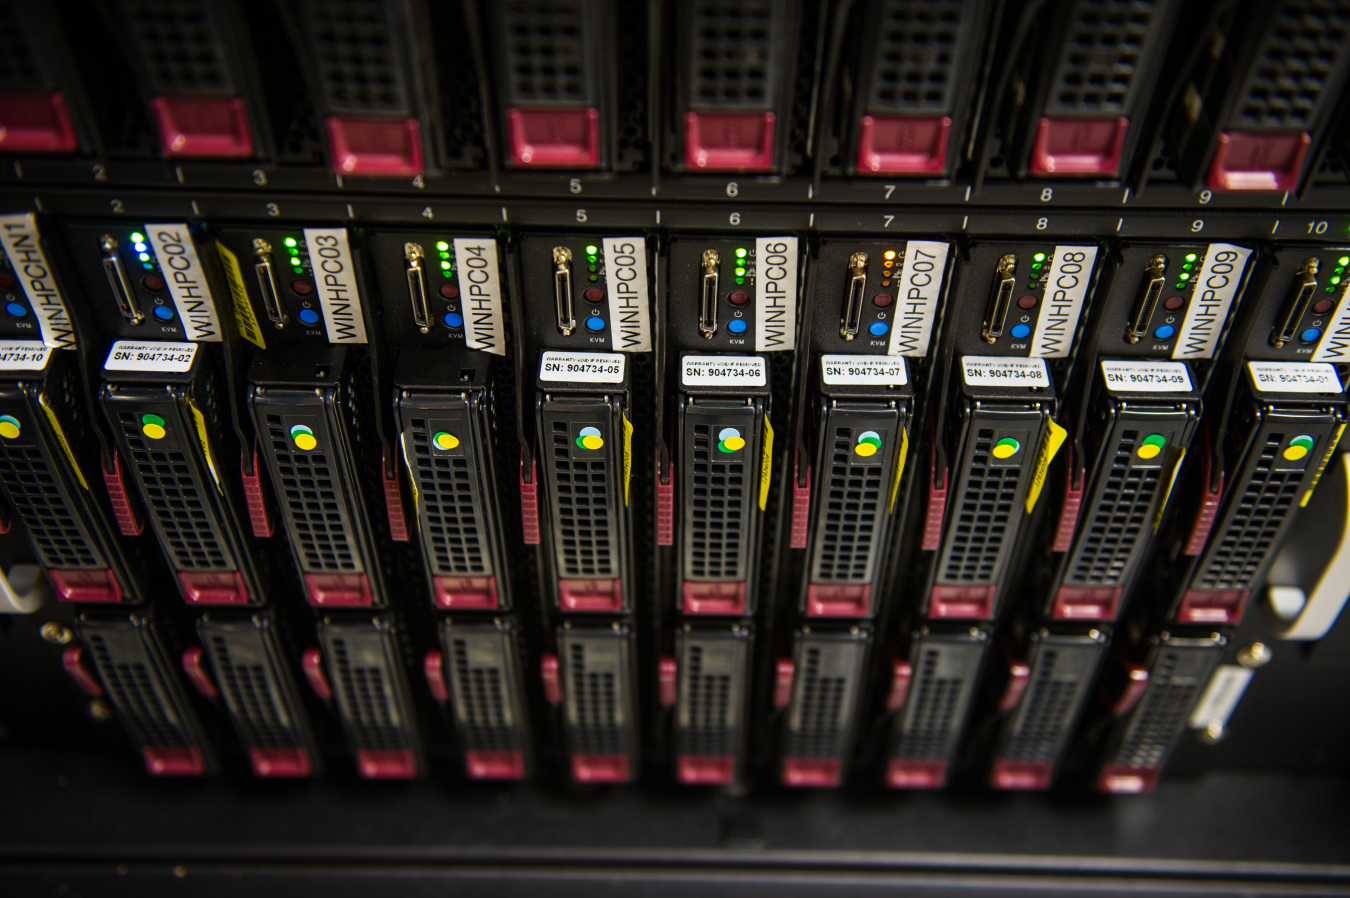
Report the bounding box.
[855,431,882,457]
[141,413,166,440]
[718,427,745,453]
[577,426,604,451]
[992,437,1020,459]
[1137,433,1166,460]
[433,431,459,450]
[290,424,317,452]
[1284,435,1314,461]
[0,415,19,439]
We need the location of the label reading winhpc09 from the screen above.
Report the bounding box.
[1172,244,1252,361]
[303,228,367,344]
[755,237,798,352]
[1028,245,1097,359]
[0,213,75,349]
[888,240,949,357]
[602,237,651,353]
[454,237,505,356]
[146,224,222,342]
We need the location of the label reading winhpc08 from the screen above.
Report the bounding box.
[145,224,222,342]
[0,213,76,349]
[303,229,367,344]
[1028,246,1097,358]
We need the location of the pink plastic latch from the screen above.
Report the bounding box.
[383,450,408,542]
[991,759,1054,790]
[1185,475,1225,554]
[1097,763,1160,794]
[356,749,417,779]
[49,569,123,604]
[177,571,249,606]
[507,107,600,168]
[1176,588,1248,624]
[241,446,275,538]
[790,463,811,549]
[1107,663,1150,716]
[303,572,372,607]
[520,453,540,545]
[684,110,775,172]
[1053,458,1083,553]
[782,757,841,788]
[658,656,677,707]
[678,755,735,785]
[423,649,449,703]
[433,575,499,610]
[657,458,674,547]
[922,454,948,551]
[886,759,948,789]
[325,115,424,177]
[1030,116,1128,176]
[572,753,629,783]
[541,653,561,704]
[1206,130,1311,192]
[773,658,794,709]
[103,453,143,537]
[1052,585,1121,621]
[0,90,78,154]
[681,580,745,615]
[249,748,312,778]
[465,750,525,781]
[806,583,870,618]
[151,95,254,159]
[856,114,951,175]
[181,646,219,698]
[142,746,205,777]
[886,660,913,711]
[559,578,623,612]
[61,646,104,696]
[997,659,1031,711]
[928,584,996,619]
[302,647,332,700]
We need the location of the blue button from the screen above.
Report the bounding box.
[1010,323,1031,339]
[1154,324,1176,339]
[1300,327,1322,343]
[443,312,464,329]
[586,316,606,332]
[298,308,320,325]
[5,302,26,317]
[152,305,174,320]
[727,318,748,334]
[869,321,889,336]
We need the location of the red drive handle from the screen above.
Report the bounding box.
[424,649,449,703]
[1107,663,1150,716]
[181,647,219,698]
[61,646,104,697]
[790,461,811,550]
[658,657,677,707]
[773,658,794,709]
[383,448,408,542]
[922,449,947,551]
[656,450,673,547]
[520,452,540,546]
[541,653,561,704]
[1053,442,1082,553]
[886,660,913,711]
[103,452,144,537]
[241,444,275,538]
[1185,426,1224,555]
[302,647,332,700]
[997,659,1031,711]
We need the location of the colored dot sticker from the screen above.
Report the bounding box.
[992,437,1020,459]
[1284,435,1314,461]
[576,426,604,451]
[290,424,317,451]
[1137,434,1167,460]
[0,415,19,439]
[433,431,459,450]
[141,414,166,440]
[855,431,882,457]
[718,427,746,453]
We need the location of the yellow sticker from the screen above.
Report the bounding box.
[889,426,909,513]
[215,240,265,350]
[38,394,87,490]
[1153,447,1185,532]
[758,416,774,511]
[188,401,223,493]
[1024,417,1068,513]
[622,413,633,507]
[1302,422,1345,507]
[399,433,420,530]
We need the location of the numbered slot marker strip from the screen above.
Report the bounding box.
[1029,245,1097,359]
[603,237,652,353]
[104,340,199,373]
[754,237,798,352]
[0,213,76,349]
[454,237,505,357]
[682,355,767,387]
[538,350,626,384]
[820,354,908,386]
[1172,244,1252,361]
[961,355,1050,388]
[0,340,53,371]
[1248,361,1344,394]
[303,228,367,344]
[146,224,222,342]
[1101,360,1193,392]
[888,240,949,357]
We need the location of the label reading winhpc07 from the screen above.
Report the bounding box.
[1172,244,1251,361]
[454,237,505,357]
[602,237,652,353]
[0,213,75,349]
[755,237,798,352]
[146,224,222,342]
[303,228,367,344]
[888,240,949,357]
[1028,245,1097,359]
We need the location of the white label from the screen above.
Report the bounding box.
[961,355,1050,388]
[1248,360,1344,393]
[1172,244,1252,360]
[453,237,505,356]
[754,236,798,352]
[0,213,76,349]
[1189,665,1254,730]
[602,237,652,353]
[1101,359,1194,392]
[1312,284,1350,362]
[303,228,367,344]
[888,240,950,357]
[0,340,52,370]
[104,340,198,373]
[538,350,625,383]
[145,223,222,342]
[821,354,909,385]
[1029,245,1097,358]
[681,355,767,387]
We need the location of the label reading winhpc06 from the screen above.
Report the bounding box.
[754,237,799,352]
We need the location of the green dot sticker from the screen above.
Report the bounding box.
[576,426,603,451]
[855,431,882,457]
[718,427,745,453]
[1284,435,1315,461]
[992,437,1020,459]
[0,415,19,439]
[433,431,459,451]
[290,424,317,451]
[141,414,166,440]
[1137,434,1167,460]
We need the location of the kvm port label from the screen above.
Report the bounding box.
[961,356,1049,388]
[1248,361,1344,394]
[538,350,626,383]
[1101,360,1193,392]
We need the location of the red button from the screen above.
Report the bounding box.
[151,96,254,159]
[142,275,165,292]
[0,91,78,154]
[0,272,15,288]
[728,290,749,305]
[872,292,893,307]
[1164,295,1185,311]
[325,115,424,177]
[1018,295,1038,309]
[584,287,604,303]
[440,283,459,299]
[1314,299,1334,314]
[291,279,313,295]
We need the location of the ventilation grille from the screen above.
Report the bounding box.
[567,641,624,756]
[0,2,45,91]
[1001,650,1084,762]
[0,438,100,569]
[549,419,616,578]
[941,430,1020,582]
[500,0,592,105]
[1044,0,1156,114]
[813,426,884,581]
[687,422,749,580]
[85,631,188,749]
[688,0,777,109]
[410,419,489,576]
[1068,432,1163,585]
[1112,650,1197,768]
[1196,435,1299,589]
[1232,0,1350,129]
[329,636,405,751]
[784,647,848,759]
[894,646,967,759]
[120,0,232,95]
[266,416,356,573]
[208,634,300,751]
[866,0,963,113]
[450,636,518,753]
[301,0,408,114]
[681,644,733,757]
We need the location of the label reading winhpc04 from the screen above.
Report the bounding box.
[454,237,505,356]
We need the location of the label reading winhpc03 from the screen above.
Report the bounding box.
[1172,244,1252,361]
[303,228,367,344]
[454,237,505,356]
[754,237,798,352]
[146,224,222,342]
[0,213,75,349]
[1028,245,1097,359]
[888,240,949,357]
[602,237,652,353]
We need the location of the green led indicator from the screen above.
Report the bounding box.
[1185,253,1197,261]
[1031,262,1043,270]
[1337,267,1345,274]
[142,263,153,270]
[436,241,449,251]
[284,237,297,248]
[735,277,744,284]
[736,248,747,258]
[441,261,451,270]
[586,245,598,255]
[1033,253,1046,262]
[130,232,145,243]
[588,275,598,282]
[735,268,746,276]
[1334,277,1343,285]
[1179,273,1190,280]
[1340,257,1350,266]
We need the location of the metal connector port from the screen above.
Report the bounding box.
[841,252,868,341]
[101,235,144,325]
[405,242,431,333]
[554,246,575,336]
[981,255,1017,343]
[252,238,287,328]
[1126,254,1168,344]
[1272,258,1319,348]
[699,249,720,339]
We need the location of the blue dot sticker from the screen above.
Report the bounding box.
[298,308,320,325]
[152,305,175,320]
[1154,324,1176,339]
[869,321,889,336]
[585,316,606,332]
[444,312,463,328]
[5,302,26,317]
[1010,323,1031,339]
[727,318,747,334]
[1300,327,1322,344]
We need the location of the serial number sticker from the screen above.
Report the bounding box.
[681,355,767,387]
[1101,360,1193,392]
[1249,361,1344,394]
[103,340,198,373]
[0,340,53,371]
[538,350,625,383]
[960,355,1050,388]
[820,354,908,386]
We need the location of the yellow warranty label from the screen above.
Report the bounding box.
[215,240,265,350]
[1025,417,1067,513]
[759,416,774,511]
[622,413,633,507]
[889,426,909,513]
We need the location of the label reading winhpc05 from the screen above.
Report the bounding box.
[602,237,652,353]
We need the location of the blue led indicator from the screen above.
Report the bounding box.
[152,306,174,321]
[5,302,26,317]
[1300,327,1322,344]
[1153,324,1176,340]
[727,318,748,334]
[585,315,606,332]
[1010,323,1031,339]
[298,308,320,325]
[869,320,890,336]
[444,312,464,329]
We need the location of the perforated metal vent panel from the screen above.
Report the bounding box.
[406,411,492,577]
[443,623,527,754]
[810,410,900,584]
[1231,0,1350,130]
[783,632,867,760]
[321,621,415,753]
[116,0,234,95]
[891,634,986,761]
[687,0,784,109]
[1044,0,1159,115]
[560,628,635,759]
[80,620,197,750]
[0,2,48,90]
[1109,640,1222,768]
[541,403,621,579]
[865,0,965,113]
[997,638,1103,763]
[298,0,410,114]
[201,620,305,752]
[499,0,595,106]
[676,629,750,760]
[682,403,758,582]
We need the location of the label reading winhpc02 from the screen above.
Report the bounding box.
[1172,244,1252,361]
[755,237,798,352]
[1029,245,1097,359]
[0,213,75,349]
[303,228,367,344]
[602,237,652,353]
[453,237,505,356]
[888,240,949,357]
[146,224,222,342]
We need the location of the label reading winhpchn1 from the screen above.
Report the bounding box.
[961,355,1050,388]
[755,236,798,352]
[0,340,53,370]
[1101,360,1193,392]
[820,354,908,385]
[145,224,222,342]
[1313,285,1350,362]
[603,237,652,353]
[538,350,625,384]
[888,240,949,357]
[1172,244,1251,360]
[1248,361,1344,393]
[682,355,767,387]
[104,340,198,373]
[303,228,367,344]
[1029,245,1097,358]
[0,213,76,349]
[453,237,505,356]
[1188,665,1253,731]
